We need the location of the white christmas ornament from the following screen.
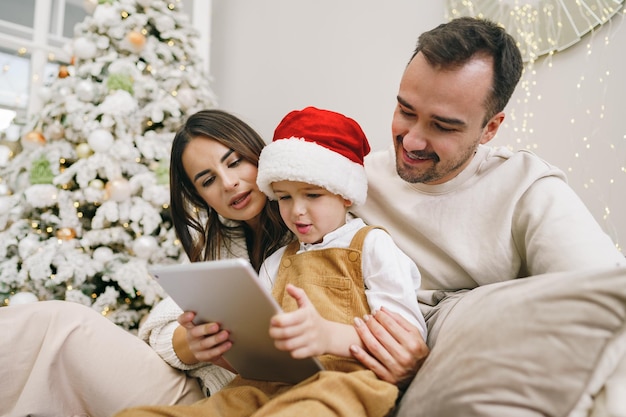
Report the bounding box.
[9,292,39,306]
[132,235,158,259]
[87,129,114,152]
[75,80,96,102]
[73,37,97,59]
[93,246,114,263]
[105,178,132,202]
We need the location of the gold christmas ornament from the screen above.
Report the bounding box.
[56,227,77,240]
[127,31,147,49]
[58,65,70,78]
[75,142,93,159]
[89,178,105,190]
[23,130,46,145]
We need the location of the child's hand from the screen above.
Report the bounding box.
[177,311,235,372]
[269,283,331,358]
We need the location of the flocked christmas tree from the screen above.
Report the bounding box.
[0,0,216,331]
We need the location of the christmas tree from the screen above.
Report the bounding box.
[0,0,216,331]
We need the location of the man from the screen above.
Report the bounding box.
[351,16,626,416]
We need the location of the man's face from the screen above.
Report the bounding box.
[391,52,503,185]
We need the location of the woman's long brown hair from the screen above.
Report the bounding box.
[169,109,291,271]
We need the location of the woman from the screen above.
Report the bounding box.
[1,109,294,417]
[140,109,294,394]
[2,109,425,417]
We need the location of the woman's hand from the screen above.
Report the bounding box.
[173,311,235,372]
[351,307,429,389]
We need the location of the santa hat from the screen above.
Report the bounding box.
[257,106,370,206]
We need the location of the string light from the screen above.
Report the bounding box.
[446,0,626,251]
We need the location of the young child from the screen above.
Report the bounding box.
[115,106,426,417]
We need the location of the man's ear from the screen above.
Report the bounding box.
[480,112,505,144]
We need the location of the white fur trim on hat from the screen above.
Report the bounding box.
[257,137,368,206]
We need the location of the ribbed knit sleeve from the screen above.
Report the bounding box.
[139,296,199,371]
[137,228,252,395]
[139,296,236,395]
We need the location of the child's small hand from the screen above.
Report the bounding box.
[269,283,330,358]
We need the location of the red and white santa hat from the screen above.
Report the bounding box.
[257,106,370,206]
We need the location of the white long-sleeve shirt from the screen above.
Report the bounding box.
[259,217,427,340]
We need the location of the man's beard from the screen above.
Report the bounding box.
[394,136,477,184]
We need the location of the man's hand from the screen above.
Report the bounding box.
[351,307,429,389]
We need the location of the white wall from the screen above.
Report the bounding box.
[209,1,625,252]
[209,0,443,146]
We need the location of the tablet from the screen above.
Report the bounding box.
[149,258,324,384]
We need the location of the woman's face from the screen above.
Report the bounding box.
[182,137,267,227]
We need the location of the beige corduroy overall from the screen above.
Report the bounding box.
[118,226,398,417]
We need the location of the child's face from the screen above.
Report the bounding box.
[271,180,351,244]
